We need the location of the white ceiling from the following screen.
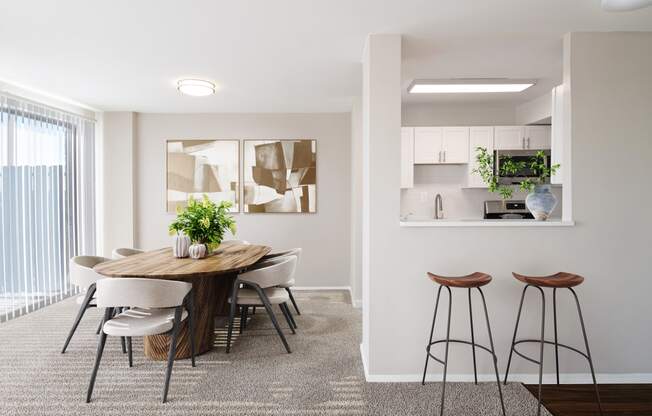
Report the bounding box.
[0,0,650,113]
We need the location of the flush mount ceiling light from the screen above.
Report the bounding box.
[602,0,652,11]
[408,79,536,94]
[177,79,215,97]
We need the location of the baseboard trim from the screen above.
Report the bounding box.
[292,286,351,291]
[362,372,652,384]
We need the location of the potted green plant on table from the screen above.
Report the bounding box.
[169,195,236,259]
[473,148,560,221]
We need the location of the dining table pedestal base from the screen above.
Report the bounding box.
[143,273,236,360]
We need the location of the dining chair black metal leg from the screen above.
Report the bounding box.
[254,285,291,353]
[239,306,247,334]
[504,284,531,384]
[468,288,478,385]
[535,286,546,416]
[284,302,297,329]
[286,288,301,315]
[569,288,603,416]
[95,318,103,335]
[477,288,506,416]
[121,336,126,354]
[162,307,182,403]
[127,337,133,367]
[279,303,296,334]
[422,285,443,385]
[226,279,240,354]
[86,307,111,403]
[553,288,560,385]
[439,286,453,416]
[252,306,256,315]
[186,293,196,367]
[62,284,96,353]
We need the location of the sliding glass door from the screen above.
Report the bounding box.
[0,95,96,321]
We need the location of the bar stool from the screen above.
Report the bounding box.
[421,272,505,416]
[504,272,602,416]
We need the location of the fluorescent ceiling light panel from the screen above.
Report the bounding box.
[408,79,535,94]
[177,79,215,96]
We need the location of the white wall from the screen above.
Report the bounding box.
[101,112,135,257]
[402,103,516,126]
[515,91,552,125]
[127,113,351,288]
[350,97,363,306]
[362,32,652,382]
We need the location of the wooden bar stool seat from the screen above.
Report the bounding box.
[421,272,505,416]
[512,272,584,288]
[427,272,492,288]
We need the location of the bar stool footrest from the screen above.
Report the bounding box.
[427,339,498,365]
[512,339,589,366]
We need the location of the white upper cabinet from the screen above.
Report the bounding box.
[401,127,414,188]
[414,127,443,164]
[413,127,468,164]
[441,127,469,164]
[494,126,526,150]
[525,125,551,149]
[494,125,551,150]
[466,127,494,188]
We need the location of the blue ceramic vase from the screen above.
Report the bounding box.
[526,185,557,221]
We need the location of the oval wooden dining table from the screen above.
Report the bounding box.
[93,242,271,360]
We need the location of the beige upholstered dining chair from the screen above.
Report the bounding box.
[61,256,111,354]
[261,248,302,315]
[111,247,144,259]
[226,256,298,354]
[86,278,195,403]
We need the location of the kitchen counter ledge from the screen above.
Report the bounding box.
[400,219,575,227]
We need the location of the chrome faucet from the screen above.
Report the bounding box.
[434,193,443,219]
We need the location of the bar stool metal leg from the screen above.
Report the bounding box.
[439,286,453,416]
[504,284,531,384]
[468,288,478,385]
[422,285,443,385]
[553,288,560,385]
[477,287,506,416]
[569,288,603,416]
[535,286,546,416]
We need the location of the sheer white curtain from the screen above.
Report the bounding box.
[0,94,96,321]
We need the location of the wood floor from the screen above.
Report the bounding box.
[524,384,652,416]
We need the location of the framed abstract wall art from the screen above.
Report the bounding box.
[166,139,239,213]
[242,139,316,213]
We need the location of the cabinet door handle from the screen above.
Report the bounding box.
[438,150,441,163]
[443,151,446,162]
[527,137,530,148]
[522,137,525,149]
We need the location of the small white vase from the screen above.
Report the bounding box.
[189,243,207,259]
[172,234,190,258]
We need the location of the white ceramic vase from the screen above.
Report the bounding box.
[172,234,191,258]
[189,243,208,259]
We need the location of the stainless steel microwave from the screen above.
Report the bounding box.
[494,149,551,184]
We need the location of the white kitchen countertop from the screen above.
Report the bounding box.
[399,218,575,227]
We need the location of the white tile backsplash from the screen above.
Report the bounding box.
[401,164,563,220]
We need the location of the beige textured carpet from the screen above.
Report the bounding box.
[0,291,550,415]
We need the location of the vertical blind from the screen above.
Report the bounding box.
[0,94,96,322]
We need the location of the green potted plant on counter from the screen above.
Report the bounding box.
[473,147,560,221]
[169,195,237,259]
[519,150,560,221]
[473,147,521,200]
